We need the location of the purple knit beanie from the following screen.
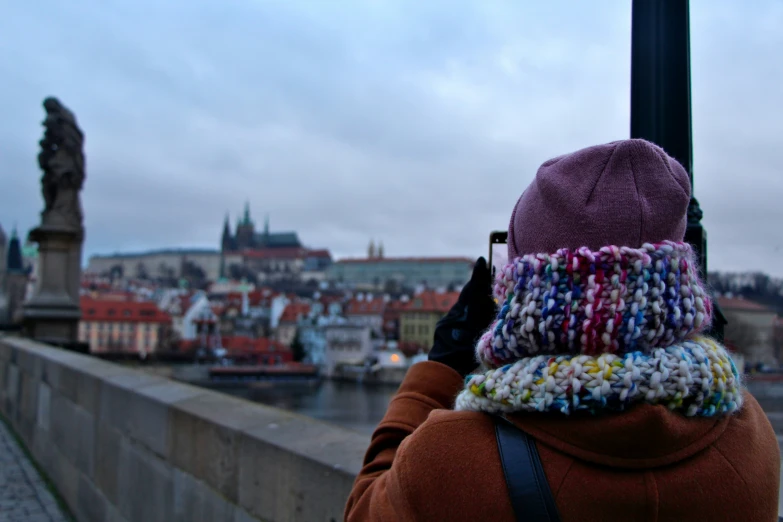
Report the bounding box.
[478,139,713,366]
[508,139,690,258]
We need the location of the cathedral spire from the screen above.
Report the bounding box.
[222,213,231,237]
[243,201,252,226]
[221,213,233,252]
[220,213,231,279]
[368,239,376,259]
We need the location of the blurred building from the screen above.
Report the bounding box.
[323,324,373,376]
[88,205,332,288]
[221,204,302,252]
[276,302,311,347]
[398,290,460,354]
[328,254,473,291]
[78,296,172,357]
[344,294,386,337]
[718,296,778,367]
[87,248,229,284]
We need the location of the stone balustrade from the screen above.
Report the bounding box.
[0,335,367,522]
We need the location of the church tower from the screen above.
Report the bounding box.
[219,214,232,279]
[220,214,234,252]
[368,240,376,259]
[235,201,256,250]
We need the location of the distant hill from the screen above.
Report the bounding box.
[708,272,783,315]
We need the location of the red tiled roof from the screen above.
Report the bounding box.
[385,300,408,311]
[336,256,474,265]
[83,291,138,302]
[383,300,406,322]
[81,296,171,323]
[717,297,771,313]
[81,280,112,291]
[307,249,332,259]
[222,336,288,353]
[221,288,282,307]
[345,297,386,316]
[242,249,331,260]
[317,294,343,305]
[242,248,308,260]
[279,302,311,323]
[402,291,460,314]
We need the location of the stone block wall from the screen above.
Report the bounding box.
[0,335,367,522]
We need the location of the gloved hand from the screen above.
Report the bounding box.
[428,257,497,377]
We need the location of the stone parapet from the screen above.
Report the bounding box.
[0,335,367,522]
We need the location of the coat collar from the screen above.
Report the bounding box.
[508,397,735,469]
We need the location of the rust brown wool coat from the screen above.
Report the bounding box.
[345,361,781,522]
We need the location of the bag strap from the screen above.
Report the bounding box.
[496,415,781,522]
[494,415,561,522]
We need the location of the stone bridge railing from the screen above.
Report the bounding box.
[0,335,367,522]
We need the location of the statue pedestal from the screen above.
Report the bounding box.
[22,225,83,346]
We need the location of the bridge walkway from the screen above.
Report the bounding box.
[0,418,70,522]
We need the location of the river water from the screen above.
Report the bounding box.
[217,380,399,436]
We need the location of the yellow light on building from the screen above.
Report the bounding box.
[390,353,400,363]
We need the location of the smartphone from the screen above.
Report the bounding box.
[489,231,508,279]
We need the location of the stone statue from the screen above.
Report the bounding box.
[22,97,86,346]
[37,97,85,230]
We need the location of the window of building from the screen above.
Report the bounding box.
[123,309,132,317]
[108,309,116,316]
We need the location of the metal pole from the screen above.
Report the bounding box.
[630,0,725,340]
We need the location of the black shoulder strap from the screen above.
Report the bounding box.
[494,415,561,522]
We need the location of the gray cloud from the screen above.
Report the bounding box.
[1,0,782,275]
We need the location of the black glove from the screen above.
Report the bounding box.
[428,257,497,377]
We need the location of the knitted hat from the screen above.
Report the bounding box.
[479,139,711,366]
[508,139,691,259]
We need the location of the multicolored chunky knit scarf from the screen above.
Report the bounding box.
[455,336,742,416]
[481,241,711,365]
[456,242,742,417]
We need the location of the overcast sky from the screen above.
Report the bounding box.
[1,1,781,275]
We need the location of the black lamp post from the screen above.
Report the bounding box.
[630,0,725,340]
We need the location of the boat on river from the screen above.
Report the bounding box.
[207,363,321,387]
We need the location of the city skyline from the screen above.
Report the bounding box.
[2,1,782,275]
